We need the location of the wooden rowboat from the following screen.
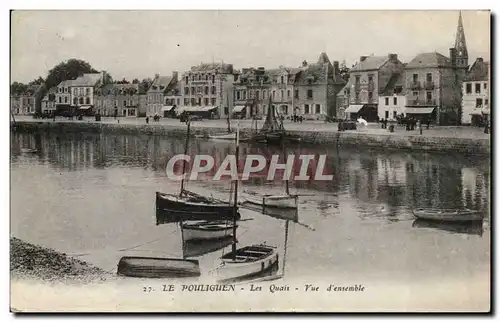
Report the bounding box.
[412,208,483,222]
[216,244,279,283]
[117,256,200,278]
[182,220,237,241]
[242,193,298,209]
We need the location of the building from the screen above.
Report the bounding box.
[180,63,237,118]
[344,53,405,122]
[146,72,179,116]
[403,12,469,125]
[94,83,140,117]
[377,73,406,121]
[41,87,57,113]
[233,53,345,120]
[461,58,489,125]
[163,80,182,117]
[11,84,43,115]
[69,73,104,115]
[293,53,345,119]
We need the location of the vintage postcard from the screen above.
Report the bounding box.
[9,9,491,312]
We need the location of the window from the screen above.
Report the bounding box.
[280,76,284,84]
[185,76,189,84]
[412,91,419,97]
[385,98,389,106]
[79,97,84,104]
[59,87,62,93]
[280,90,284,99]
[355,76,360,84]
[256,91,260,100]
[204,98,209,106]
[211,86,216,95]
[287,90,291,98]
[184,98,189,106]
[426,73,432,82]
[484,83,488,90]
[466,83,472,94]
[212,75,215,83]
[211,98,216,105]
[263,90,267,98]
[191,98,196,105]
[393,97,397,105]
[205,75,208,81]
[485,99,489,106]
[412,74,418,82]
[198,97,201,105]
[243,91,247,99]
[476,98,483,107]
[123,110,127,116]
[368,92,373,100]
[73,97,78,105]
[74,88,78,95]
[205,87,209,95]
[385,111,389,119]
[475,83,481,94]
[184,87,189,95]
[426,91,432,101]
[86,88,90,95]
[294,89,299,99]
[177,99,180,105]
[304,104,310,114]
[123,100,127,106]
[307,89,313,99]
[64,87,67,93]
[59,97,62,103]
[197,87,202,94]
[368,75,373,83]
[272,91,276,99]
[191,87,195,94]
[315,104,321,114]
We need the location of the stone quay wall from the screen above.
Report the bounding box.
[11,121,490,155]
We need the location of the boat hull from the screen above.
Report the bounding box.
[182,221,236,241]
[117,256,200,278]
[156,192,239,221]
[412,208,483,222]
[243,194,298,209]
[216,245,279,283]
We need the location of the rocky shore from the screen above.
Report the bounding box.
[10,237,110,283]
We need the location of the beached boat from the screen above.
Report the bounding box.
[117,256,200,278]
[155,118,239,221]
[181,220,237,241]
[182,236,234,258]
[217,245,279,282]
[412,208,483,222]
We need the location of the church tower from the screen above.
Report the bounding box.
[454,11,469,69]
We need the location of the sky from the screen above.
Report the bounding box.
[10,10,490,83]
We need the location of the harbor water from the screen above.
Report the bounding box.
[10,131,490,285]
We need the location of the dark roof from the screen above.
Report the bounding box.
[70,73,102,86]
[351,56,389,71]
[405,52,451,69]
[465,58,489,81]
[148,76,173,93]
[97,83,139,96]
[380,73,405,96]
[189,63,234,74]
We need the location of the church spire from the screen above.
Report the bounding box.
[454,11,468,67]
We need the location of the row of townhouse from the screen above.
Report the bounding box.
[337,11,489,125]
[11,84,43,115]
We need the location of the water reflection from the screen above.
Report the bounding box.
[412,219,484,236]
[11,131,490,218]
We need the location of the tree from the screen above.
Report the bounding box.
[10,82,28,96]
[28,76,45,86]
[115,78,130,84]
[138,78,153,94]
[132,78,140,84]
[339,60,350,83]
[35,58,99,114]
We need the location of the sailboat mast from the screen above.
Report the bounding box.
[281,129,290,195]
[282,219,290,277]
[227,93,231,133]
[232,123,240,259]
[180,119,191,195]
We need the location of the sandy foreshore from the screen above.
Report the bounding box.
[10,237,110,283]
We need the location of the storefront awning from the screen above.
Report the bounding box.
[79,106,92,110]
[405,107,435,114]
[345,105,364,113]
[232,105,246,113]
[181,106,217,113]
[162,105,175,112]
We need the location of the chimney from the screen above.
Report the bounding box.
[333,61,339,71]
[449,48,457,67]
[101,71,106,84]
[302,60,308,67]
[360,56,368,62]
[155,73,160,79]
[477,57,484,63]
[172,71,178,80]
[388,53,398,61]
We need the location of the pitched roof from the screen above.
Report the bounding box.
[70,73,102,86]
[405,52,451,69]
[189,63,234,74]
[351,56,389,71]
[97,83,139,96]
[317,52,331,64]
[465,58,489,81]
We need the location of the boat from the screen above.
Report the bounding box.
[155,118,239,221]
[242,193,298,208]
[181,220,237,241]
[20,148,38,153]
[412,208,483,222]
[117,256,200,278]
[182,236,234,258]
[248,96,301,145]
[215,123,281,284]
[412,218,483,236]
